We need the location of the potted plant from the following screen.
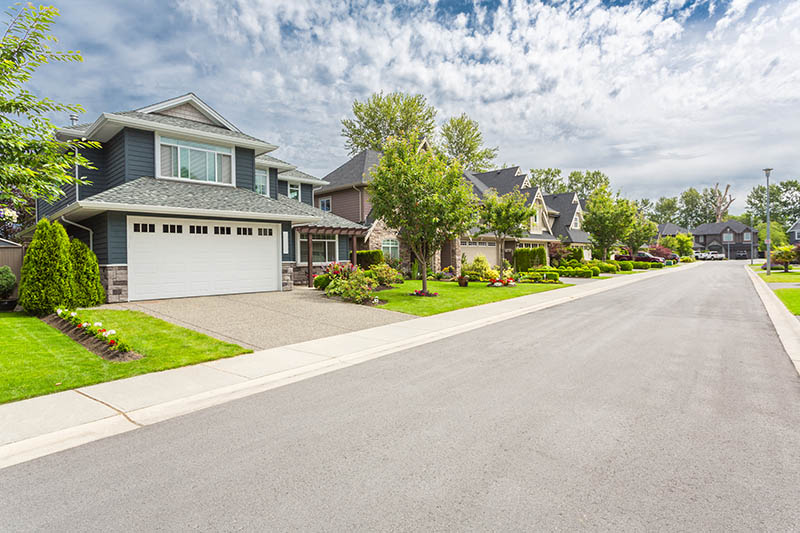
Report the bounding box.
[457,274,469,287]
[0,266,17,311]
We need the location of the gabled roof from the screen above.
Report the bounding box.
[542,192,590,244]
[255,154,295,171]
[135,93,241,132]
[657,223,688,236]
[319,149,383,193]
[692,220,756,235]
[280,169,328,186]
[788,218,800,232]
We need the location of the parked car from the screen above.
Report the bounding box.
[614,251,665,263]
[695,251,709,260]
[734,250,748,259]
[667,252,680,262]
[708,251,725,260]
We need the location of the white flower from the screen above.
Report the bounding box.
[102,331,109,337]
[70,312,77,317]
[107,330,116,335]
[93,322,102,327]
[56,308,63,315]
[82,322,90,327]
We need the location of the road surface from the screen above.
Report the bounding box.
[2,261,799,531]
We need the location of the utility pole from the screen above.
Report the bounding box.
[763,168,773,275]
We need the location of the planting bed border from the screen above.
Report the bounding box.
[41,314,143,362]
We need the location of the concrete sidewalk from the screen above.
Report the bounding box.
[0,262,702,469]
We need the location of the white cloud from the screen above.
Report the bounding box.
[35,0,800,211]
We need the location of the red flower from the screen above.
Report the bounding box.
[109,340,116,346]
[99,328,106,333]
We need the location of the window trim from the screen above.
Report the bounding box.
[297,232,338,265]
[288,182,301,202]
[381,238,400,260]
[254,168,270,196]
[722,232,734,242]
[743,232,752,242]
[155,132,236,187]
[319,196,332,212]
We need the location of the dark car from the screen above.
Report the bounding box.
[735,250,748,259]
[614,252,665,263]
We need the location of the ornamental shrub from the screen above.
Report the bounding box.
[680,256,695,263]
[356,249,384,269]
[598,262,618,273]
[513,247,547,272]
[19,219,74,315]
[617,261,633,271]
[650,262,664,269]
[484,268,500,281]
[566,247,583,262]
[69,238,106,308]
[313,273,331,290]
[371,262,403,286]
[589,266,601,277]
[466,254,491,279]
[632,261,651,269]
[326,270,376,303]
[0,266,15,299]
[544,271,559,281]
[461,270,480,281]
[324,262,356,280]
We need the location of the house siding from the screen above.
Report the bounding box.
[37,182,76,221]
[282,222,295,262]
[338,235,351,260]
[269,168,278,199]
[124,128,155,181]
[317,188,363,223]
[105,129,127,189]
[235,147,255,191]
[277,180,288,196]
[108,212,127,264]
[301,184,313,206]
[77,146,107,200]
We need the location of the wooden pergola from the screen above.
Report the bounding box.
[294,225,369,287]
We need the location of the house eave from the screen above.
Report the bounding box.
[77,200,320,223]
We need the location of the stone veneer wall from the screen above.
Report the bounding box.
[364,219,444,274]
[281,265,294,291]
[293,264,326,286]
[100,265,128,303]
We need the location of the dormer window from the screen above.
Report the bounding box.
[288,183,300,201]
[159,136,232,184]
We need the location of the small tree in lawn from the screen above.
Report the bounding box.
[477,187,536,268]
[70,238,105,307]
[583,185,635,260]
[18,219,73,315]
[622,211,657,257]
[547,241,570,267]
[368,135,479,295]
[771,245,796,273]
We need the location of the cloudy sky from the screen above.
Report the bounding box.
[31,0,799,211]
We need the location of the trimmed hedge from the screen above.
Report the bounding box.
[513,247,547,272]
[617,261,633,271]
[589,266,601,277]
[632,261,651,269]
[356,249,384,269]
[19,219,74,315]
[650,262,665,269]
[313,273,331,290]
[70,238,106,308]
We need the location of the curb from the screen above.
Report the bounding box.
[744,265,800,375]
[0,262,702,469]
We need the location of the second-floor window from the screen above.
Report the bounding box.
[723,232,733,242]
[319,197,331,212]
[159,136,232,184]
[255,169,269,196]
[288,183,300,201]
[743,232,752,242]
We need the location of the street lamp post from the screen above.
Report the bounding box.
[763,168,773,275]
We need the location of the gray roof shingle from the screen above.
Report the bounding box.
[657,223,688,236]
[111,111,271,145]
[692,220,756,235]
[319,149,382,192]
[542,192,590,244]
[81,177,361,229]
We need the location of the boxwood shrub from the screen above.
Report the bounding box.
[313,273,331,290]
[650,262,665,269]
[632,261,651,269]
[356,249,384,269]
[617,261,633,271]
[589,266,601,277]
[0,265,16,299]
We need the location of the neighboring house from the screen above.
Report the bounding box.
[0,237,22,248]
[29,93,365,301]
[540,192,593,260]
[691,220,757,258]
[788,218,800,245]
[657,223,688,240]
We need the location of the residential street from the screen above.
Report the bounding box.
[2,262,799,531]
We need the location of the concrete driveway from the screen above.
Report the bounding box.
[105,288,410,350]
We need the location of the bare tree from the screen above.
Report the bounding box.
[712,183,735,222]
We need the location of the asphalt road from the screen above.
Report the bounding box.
[2,261,799,531]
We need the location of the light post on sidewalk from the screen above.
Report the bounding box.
[763,168,773,275]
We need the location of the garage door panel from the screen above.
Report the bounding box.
[128,216,280,301]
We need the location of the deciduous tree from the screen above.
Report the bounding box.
[583,185,635,260]
[652,196,679,225]
[439,113,497,172]
[622,211,657,257]
[566,170,610,199]
[368,135,479,294]
[528,168,568,194]
[477,187,536,266]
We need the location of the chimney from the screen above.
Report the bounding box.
[69,113,79,126]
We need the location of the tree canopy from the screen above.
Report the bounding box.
[583,185,635,260]
[622,211,657,257]
[477,187,536,266]
[0,4,98,213]
[368,135,479,294]
[652,196,680,225]
[566,170,610,199]
[440,113,498,172]
[528,168,568,194]
[341,91,437,155]
[745,179,800,226]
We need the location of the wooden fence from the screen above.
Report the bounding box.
[0,246,24,299]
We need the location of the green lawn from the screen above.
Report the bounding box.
[0,310,249,404]
[747,265,800,283]
[774,289,800,315]
[376,280,570,316]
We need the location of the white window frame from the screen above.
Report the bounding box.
[723,232,733,242]
[288,182,301,201]
[743,232,751,242]
[254,168,269,196]
[319,196,332,212]
[297,233,338,265]
[155,133,236,187]
[381,238,400,260]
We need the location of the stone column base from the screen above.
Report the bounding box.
[99,265,128,303]
[281,264,294,291]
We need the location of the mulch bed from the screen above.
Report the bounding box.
[41,314,143,362]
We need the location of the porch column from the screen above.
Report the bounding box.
[350,235,357,266]
[307,233,313,287]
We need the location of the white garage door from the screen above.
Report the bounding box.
[127,216,281,301]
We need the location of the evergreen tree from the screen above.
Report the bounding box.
[69,238,105,307]
[18,219,73,315]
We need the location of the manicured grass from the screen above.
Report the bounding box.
[0,310,249,404]
[774,289,800,315]
[754,269,800,283]
[376,280,570,316]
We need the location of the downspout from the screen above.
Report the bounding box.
[60,216,93,251]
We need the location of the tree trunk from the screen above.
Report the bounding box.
[603,247,608,260]
[497,235,504,267]
[419,247,428,294]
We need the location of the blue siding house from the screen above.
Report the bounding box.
[35,93,365,302]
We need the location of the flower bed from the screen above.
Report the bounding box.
[487,278,516,287]
[47,308,140,361]
[411,289,438,297]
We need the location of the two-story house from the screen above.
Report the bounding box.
[789,217,800,246]
[31,93,365,301]
[656,223,689,240]
[691,220,757,259]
